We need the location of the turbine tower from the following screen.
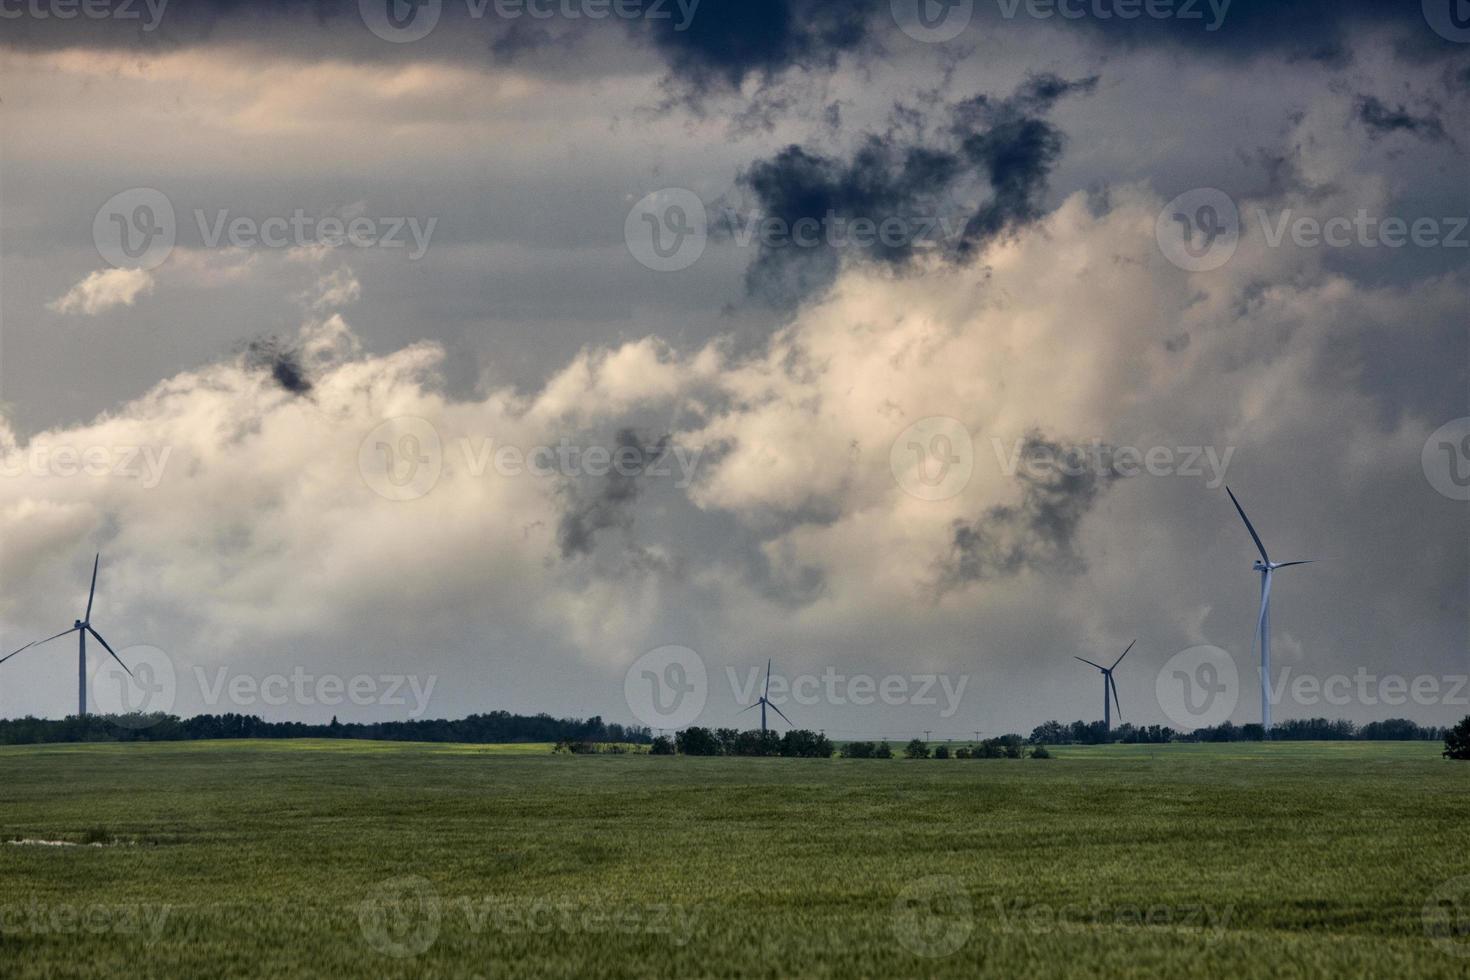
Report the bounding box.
[1074,640,1134,732]
[1226,487,1316,734]
[737,658,792,733]
[1,553,133,716]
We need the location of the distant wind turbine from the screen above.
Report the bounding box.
[0,553,134,717]
[1226,487,1317,734]
[1075,640,1134,732]
[737,659,792,733]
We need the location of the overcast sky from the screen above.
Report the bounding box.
[0,0,1466,737]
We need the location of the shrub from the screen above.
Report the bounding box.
[1030,745,1051,759]
[933,744,950,759]
[954,747,971,759]
[841,740,875,759]
[675,727,721,756]
[649,735,675,755]
[1445,716,1470,760]
[904,738,930,759]
[874,741,893,759]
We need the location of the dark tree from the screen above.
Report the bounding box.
[1445,716,1470,760]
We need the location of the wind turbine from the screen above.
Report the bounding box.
[1074,640,1134,732]
[1,553,133,717]
[737,659,791,733]
[1226,487,1316,734]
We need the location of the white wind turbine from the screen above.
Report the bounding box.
[1226,488,1318,734]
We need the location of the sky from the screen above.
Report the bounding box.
[0,0,1466,738]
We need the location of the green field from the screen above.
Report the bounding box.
[1,740,1465,978]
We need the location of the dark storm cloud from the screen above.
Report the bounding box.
[728,74,1096,303]
[556,428,665,558]
[635,0,878,99]
[932,431,1124,596]
[242,336,312,396]
[1353,95,1449,143]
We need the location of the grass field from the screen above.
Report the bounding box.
[1,739,1466,978]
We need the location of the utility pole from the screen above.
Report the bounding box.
[923,729,932,743]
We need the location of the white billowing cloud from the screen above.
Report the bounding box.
[47,268,155,316]
[1,169,1463,728]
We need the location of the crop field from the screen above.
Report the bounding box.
[0,740,1465,978]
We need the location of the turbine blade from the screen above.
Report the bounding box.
[736,702,760,715]
[86,627,133,679]
[764,658,772,700]
[0,627,79,665]
[768,700,793,726]
[1273,560,1316,568]
[85,553,99,621]
[1111,639,1136,670]
[1074,656,1106,670]
[1226,487,1270,565]
[1110,674,1122,720]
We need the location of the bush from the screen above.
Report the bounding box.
[933,744,950,759]
[1030,745,1051,759]
[1445,716,1470,760]
[649,735,675,755]
[781,729,834,758]
[874,741,893,759]
[840,741,875,759]
[904,738,930,759]
[954,747,971,759]
[675,727,721,756]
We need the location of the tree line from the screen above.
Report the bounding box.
[1028,717,1447,745]
[0,711,651,745]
